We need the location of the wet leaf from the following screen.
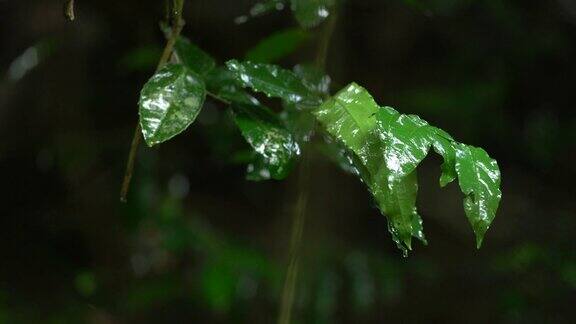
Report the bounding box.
[206,66,260,105]
[293,63,331,97]
[174,36,216,76]
[233,103,300,180]
[429,127,457,187]
[377,112,433,180]
[315,82,502,253]
[279,64,330,143]
[314,83,425,252]
[454,144,502,248]
[246,28,309,63]
[225,60,321,106]
[291,0,335,28]
[139,64,206,146]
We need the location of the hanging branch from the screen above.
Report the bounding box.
[120,0,186,202]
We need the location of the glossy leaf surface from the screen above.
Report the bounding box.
[314,83,426,252]
[233,103,300,180]
[139,64,206,146]
[315,82,502,254]
[291,0,335,28]
[454,144,502,248]
[429,127,458,187]
[245,28,309,63]
[225,60,320,106]
[174,36,216,76]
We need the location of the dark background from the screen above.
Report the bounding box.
[1,0,576,323]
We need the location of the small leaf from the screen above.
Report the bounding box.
[291,0,335,28]
[233,103,300,180]
[225,60,321,106]
[245,28,310,63]
[174,36,216,76]
[454,144,502,248]
[139,64,206,146]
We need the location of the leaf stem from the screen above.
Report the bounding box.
[207,91,231,105]
[120,0,186,202]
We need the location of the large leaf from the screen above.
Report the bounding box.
[225,60,321,106]
[314,83,426,252]
[139,64,206,146]
[173,36,216,76]
[232,103,300,180]
[314,82,502,254]
[245,28,309,63]
[291,0,336,28]
[454,144,502,248]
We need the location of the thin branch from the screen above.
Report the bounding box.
[207,91,231,105]
[315,13,338,71]
[277,11,338,324]
[120,0,186,202]
[64,0,75,21]
[277,156,310,324]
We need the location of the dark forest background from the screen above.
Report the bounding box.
[1,0,576,323]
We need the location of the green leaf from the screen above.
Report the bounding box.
[233,103,300,180]
[377,112,434,180]
[225,60,321,106]
[315,82,502,254]
[245,28,309,63]
[293,63,331,97]
[429,127,457,187]
[291,0,335,28]
[279,64,330,143]
[139,64,206,146]
[173,36,216,76]
[454,144,502,248]
[314,83,379,161]
[314,83,425,253]
[206,66,260,105]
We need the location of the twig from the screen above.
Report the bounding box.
[120,0,186,202]
[64,0,75,21]
[277,156,310,324]
[277,11,338,324]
